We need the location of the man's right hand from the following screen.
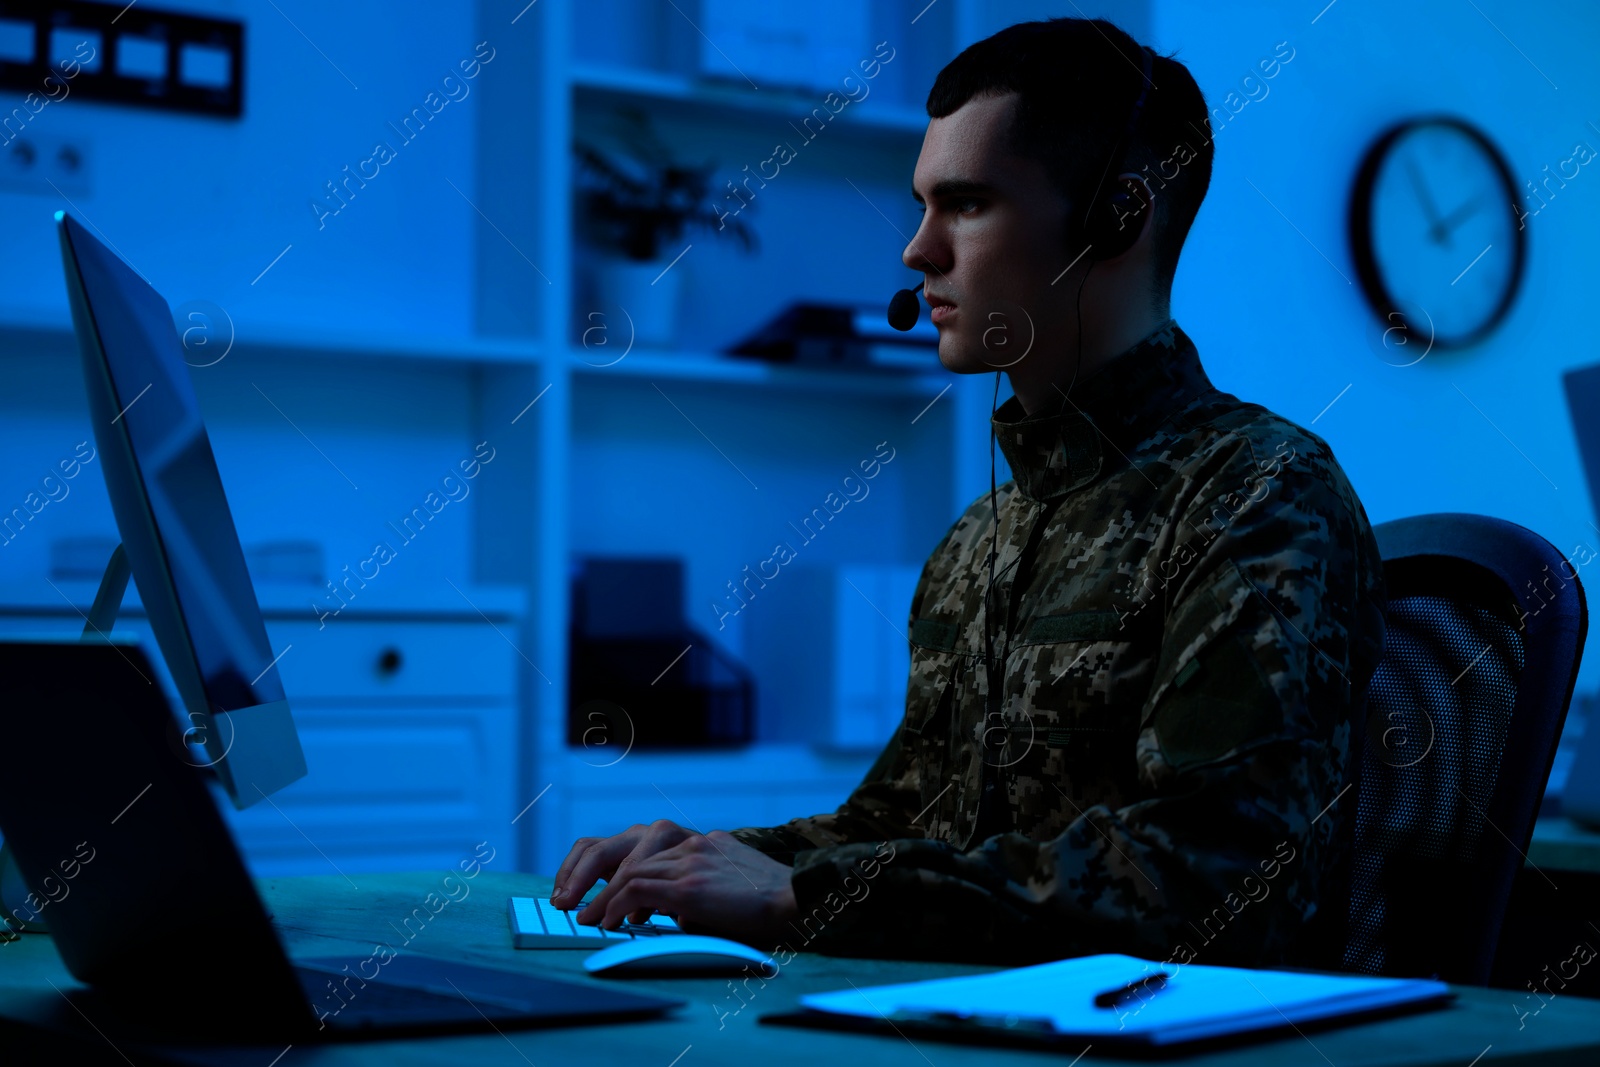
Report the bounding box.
[551,819,700,919]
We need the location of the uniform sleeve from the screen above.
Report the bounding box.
[725,720,928,864]
[726,553,948,864]
[777,438,1387,968]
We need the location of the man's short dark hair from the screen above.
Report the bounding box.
[927,17,1212,295]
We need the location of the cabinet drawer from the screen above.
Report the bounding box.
[222,703,516,876]
[264,620,518,701]
[0,616,521,702]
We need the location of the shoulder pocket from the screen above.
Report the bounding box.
[1144,560,1286,771]
[910,617,961,651]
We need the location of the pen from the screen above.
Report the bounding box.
[1092,972,1170,1009]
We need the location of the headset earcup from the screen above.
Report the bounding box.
[1063,199,1118,265]
[1085,184,1148,262]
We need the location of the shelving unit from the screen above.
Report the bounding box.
[476,0,1013,874]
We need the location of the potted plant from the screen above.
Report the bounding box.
[574,109,755,348]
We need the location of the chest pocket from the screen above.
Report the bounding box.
[903,618,978,843]
[1018,609,1150,713]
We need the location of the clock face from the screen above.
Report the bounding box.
[1349,117,1526,352]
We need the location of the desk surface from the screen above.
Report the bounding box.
[2,871,1599,1066]
[1529,815,1600,874]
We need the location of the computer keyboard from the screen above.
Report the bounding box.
[509,895,683,948]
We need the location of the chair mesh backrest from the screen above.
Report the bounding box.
[1342,589,1526,976]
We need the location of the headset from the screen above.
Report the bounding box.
[886,40,1158,835]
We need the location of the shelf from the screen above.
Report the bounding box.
[0,579,526,619]
[571,61,930,140]
[229,326,541,368]
[0,306,542,368]
[566,345,950,397]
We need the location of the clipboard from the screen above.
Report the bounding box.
[758,953,1454,1053]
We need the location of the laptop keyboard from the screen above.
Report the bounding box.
[292,954,684,1032]
[509,895,682,948]
[294,965,492,1028]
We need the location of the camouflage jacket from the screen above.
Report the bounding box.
[729,320,1387,969]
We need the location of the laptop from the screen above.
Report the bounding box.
[0,637,682,1042]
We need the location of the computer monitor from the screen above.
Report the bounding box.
[1566,363,1600,522]
[55,210,306,808]
[1561,362,1600,827]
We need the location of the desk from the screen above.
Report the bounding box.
[1492,816,1600,999]
[2,872,1599,1066]
[1528,815,1600,874]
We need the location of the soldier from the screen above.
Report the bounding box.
[552,17,1386,971]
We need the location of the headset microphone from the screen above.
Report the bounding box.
[887,280,924,331]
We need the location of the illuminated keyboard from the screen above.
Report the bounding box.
[508,895,683,948]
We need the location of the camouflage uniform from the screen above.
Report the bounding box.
[729,320,1386,969]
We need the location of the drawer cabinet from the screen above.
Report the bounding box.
[0,586,525,876]
[219,701,516,875]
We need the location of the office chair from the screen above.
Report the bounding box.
[1340,513,1587,985]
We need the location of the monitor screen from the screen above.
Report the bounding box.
[56,211,306,807]
[1565,363,1600,526]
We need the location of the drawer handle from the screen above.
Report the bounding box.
[377,647,403,676]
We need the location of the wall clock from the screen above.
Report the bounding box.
[1348,116,1526,352]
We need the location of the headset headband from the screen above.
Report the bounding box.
[1079,43,1155,236]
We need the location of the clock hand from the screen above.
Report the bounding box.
[1430,195,1483,245]
[1404,156,1446,242]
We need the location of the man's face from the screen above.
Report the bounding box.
[905,92,1076,376]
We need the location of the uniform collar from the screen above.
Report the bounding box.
[991,319,1212,502]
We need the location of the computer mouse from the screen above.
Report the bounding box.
[582,935,779,979]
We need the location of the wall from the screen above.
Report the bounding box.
[962,0,1149,46]
[0,0,486,339]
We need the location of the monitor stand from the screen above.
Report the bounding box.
[0,543,130,935]
[81,542,130,640]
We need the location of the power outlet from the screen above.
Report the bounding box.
[0,133,91,197]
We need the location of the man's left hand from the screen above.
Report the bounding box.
[573,830,798,947]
